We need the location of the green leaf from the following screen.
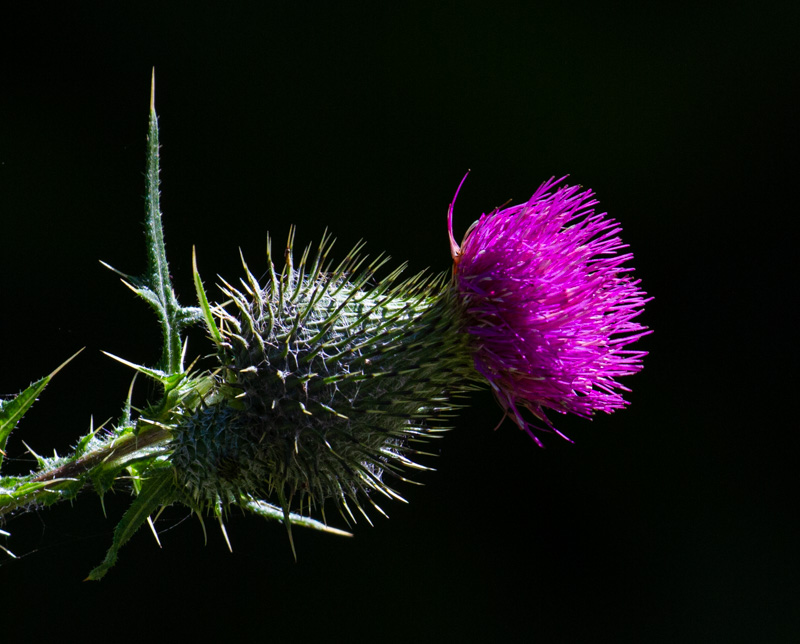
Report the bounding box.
[101,71,204,387]
[244,498,352,537]
[100,351,169,383]
[86,466,176,581]
[1,382,46,470]
[192,246,224,347]
[0,349,83,470]
[142,75,183,376]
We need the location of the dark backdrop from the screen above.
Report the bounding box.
[1,3,796,642]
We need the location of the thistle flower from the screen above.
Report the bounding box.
[448,176,650,445]
[0,74,652,578]
[1,164,650,578]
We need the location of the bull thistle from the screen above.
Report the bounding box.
[0,73,650,578]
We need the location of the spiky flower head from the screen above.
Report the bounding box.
[448,176,650,445]
[172,229,474,525]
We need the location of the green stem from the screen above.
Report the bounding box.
[0,423,172,520]
[31,425,171,483]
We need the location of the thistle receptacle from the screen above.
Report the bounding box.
[177,230,475,525]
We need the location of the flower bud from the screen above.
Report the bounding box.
[172,231,474,522]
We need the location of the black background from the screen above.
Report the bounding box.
[1,3,797,642]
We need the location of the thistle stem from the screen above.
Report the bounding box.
[0,423,172,520]
[32,425,171,483]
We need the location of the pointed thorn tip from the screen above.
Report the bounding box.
[150,68,156,113]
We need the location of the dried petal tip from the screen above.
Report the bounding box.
[448,171,470,263]
[451,177,651,445]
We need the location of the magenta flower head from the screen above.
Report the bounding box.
[449,175,650,446]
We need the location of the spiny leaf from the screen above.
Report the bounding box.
[0,349,83,470]
[192,246,224,347]
[102,70,198,381]
[100,351,169,383]
[86,467,176,581]
[142,73,182,375]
